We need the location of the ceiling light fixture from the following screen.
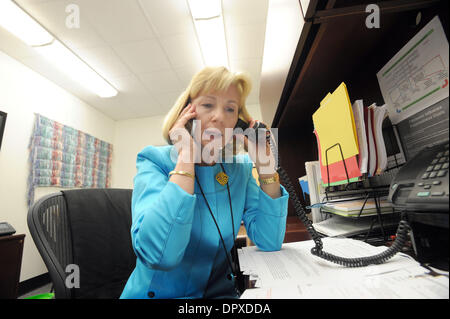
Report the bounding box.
[0,0,117,98]
[187,0,229,68]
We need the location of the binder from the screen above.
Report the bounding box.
[365,105,377,176]
[351,100,368,174]
[366,103,389,176]
[313,82,360,166]
[371,104,388,175]
[312,83,362,186]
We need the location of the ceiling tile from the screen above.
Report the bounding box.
[230,58,262,82]
[78,0,155,45]
[173,63,204,87]
[153,91,182,112]
[107,74,164,119]
[74,46,132,79]
[112,39,171,74]
[223,0,269,27]
[139,70,184,94]
[108,74,151,97]
[226,24,266,60]
[160,32,203,68]
[230,58,263,106]
[246,78,261,105]
[138,0,193,37]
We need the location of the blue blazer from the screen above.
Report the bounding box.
[120,145,289,299]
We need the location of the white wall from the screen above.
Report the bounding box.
[112,115,167,189]
[260,0,304,125]
[0,50,115,281]
[111,104,264,189]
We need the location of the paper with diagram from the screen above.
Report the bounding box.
[377,16,449,124]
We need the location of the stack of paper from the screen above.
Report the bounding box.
[313,214,398,237]
[320,198,393,217]
[238,237,448,299]
[363,102,391,176]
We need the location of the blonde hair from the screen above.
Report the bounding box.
[162,66,253,144]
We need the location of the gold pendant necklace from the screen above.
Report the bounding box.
[215,171,228,186]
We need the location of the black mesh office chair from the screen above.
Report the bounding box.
[27,188,136,298]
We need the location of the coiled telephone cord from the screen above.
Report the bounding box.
[266,131,411,267]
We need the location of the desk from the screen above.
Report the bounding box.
[0,234,25,299]
[237,216,311,248]
[284,217,311,243]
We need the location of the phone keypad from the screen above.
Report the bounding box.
[417,146,449,198]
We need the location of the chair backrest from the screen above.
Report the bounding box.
[28,188,136,299]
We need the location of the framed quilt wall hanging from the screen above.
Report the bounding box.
[27,114,113,206]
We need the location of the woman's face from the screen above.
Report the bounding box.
[191,84,240,149]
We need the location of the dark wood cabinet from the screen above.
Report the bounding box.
[0,234,25,299]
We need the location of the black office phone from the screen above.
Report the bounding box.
[388,141,449,212]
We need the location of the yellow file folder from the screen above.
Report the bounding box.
[313,82,359,165]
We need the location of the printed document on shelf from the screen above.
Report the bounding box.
[377,16,449,124]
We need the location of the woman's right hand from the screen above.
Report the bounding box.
[168,103,198,162]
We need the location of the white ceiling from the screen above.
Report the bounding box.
[0,0,269,120]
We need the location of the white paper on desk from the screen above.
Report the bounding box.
[241,272,448,299]
[238,238,446,299]
[240,285,305,299]
[239,238,428,289]
[238,247,258,276]
[297,274,448,299]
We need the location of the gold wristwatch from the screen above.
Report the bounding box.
[259,172,279,185]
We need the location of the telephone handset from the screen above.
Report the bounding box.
[184,97,193,134]
[234,118,269,143]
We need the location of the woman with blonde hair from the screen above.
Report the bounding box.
[121,66,289,299]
